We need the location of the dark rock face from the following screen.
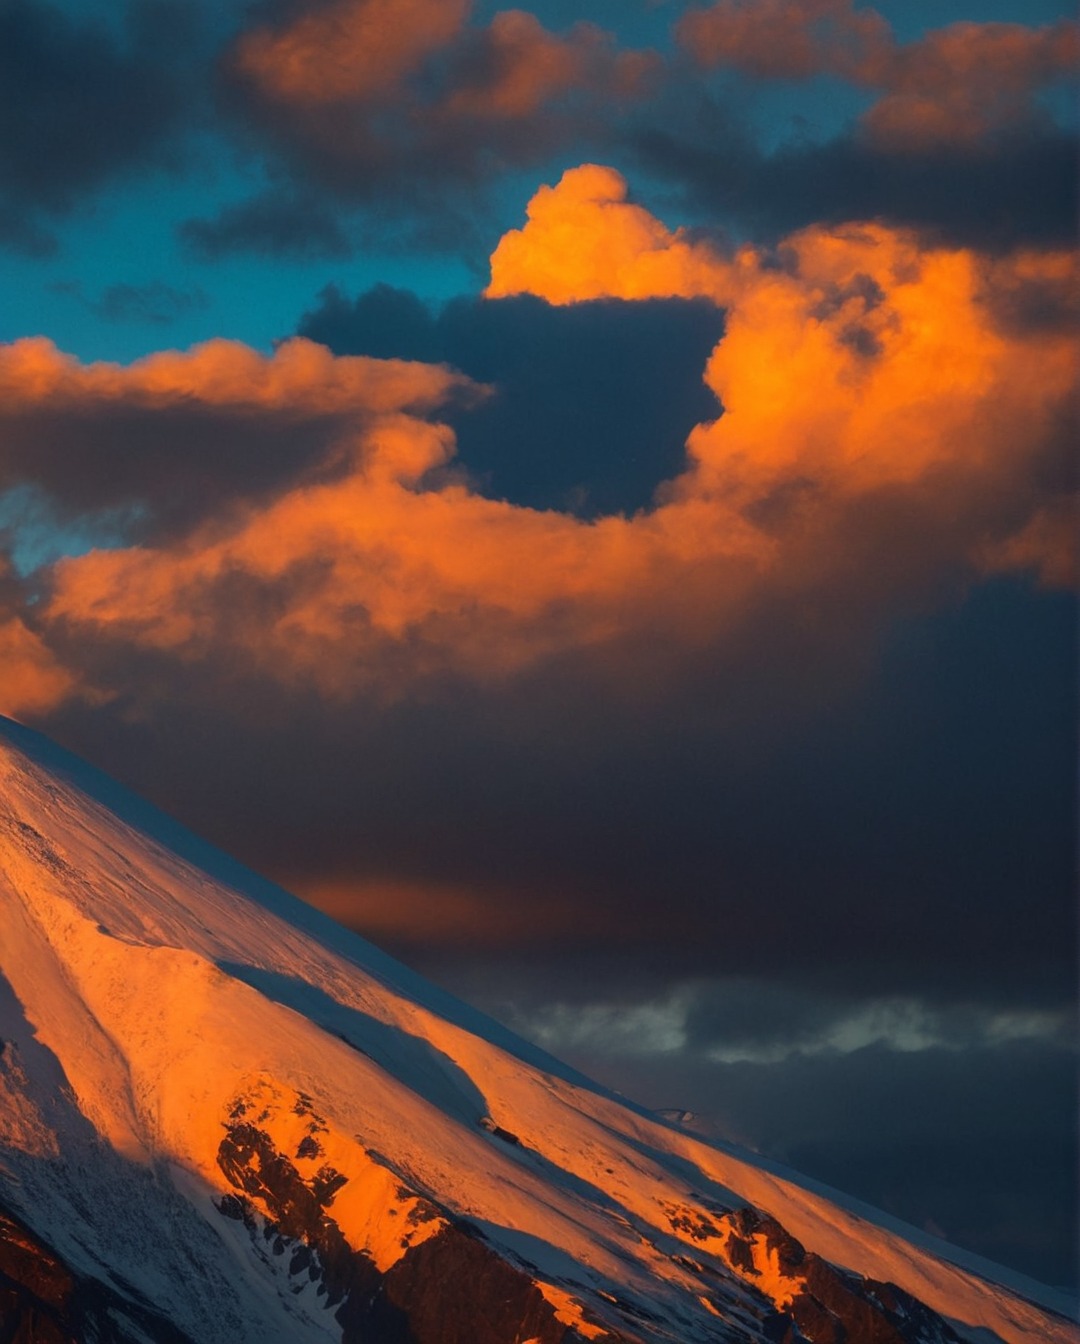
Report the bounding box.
[0,1206,195,1344]
[348,1225,580,1344]
[216,1118,600,1344]
[719,1207,963,1344]
[0,1209,77,1344]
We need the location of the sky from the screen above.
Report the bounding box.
[1,0,1077,1294]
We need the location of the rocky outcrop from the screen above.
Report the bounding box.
[717,1207,963,1344]
[216,1118,605,1344]
[0,1209,76,1344]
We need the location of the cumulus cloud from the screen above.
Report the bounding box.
[489,165,1076,575]
[4,166,1070,707]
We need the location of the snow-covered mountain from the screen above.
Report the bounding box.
[0,715,1075,1344]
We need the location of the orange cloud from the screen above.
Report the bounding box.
[0,617,75,718]
[0,558,76,719]
[488,166,1077,521]
[442,10,656,121]
[298,874,603,949]
[863,20,1080,150]
[486,164,743,305]
[231,0,655,136]
[678,1,1078,148]
[234,0,471,104]
[678,0,889,81]
[28,167,1078,706]
[0,334,466,417]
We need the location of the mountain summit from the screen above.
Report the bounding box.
[0,716,1075,1344]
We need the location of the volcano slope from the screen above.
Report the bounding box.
[0,715,1075,1344]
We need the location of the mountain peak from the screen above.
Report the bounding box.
[1,716,1076,1343]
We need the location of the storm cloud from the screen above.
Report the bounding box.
[0,0,205,252]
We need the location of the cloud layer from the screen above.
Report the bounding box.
[13,169,1070,714]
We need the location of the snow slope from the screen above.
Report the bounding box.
[0,714,1075,1344]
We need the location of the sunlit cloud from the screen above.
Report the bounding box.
[2,165,1069,713]
[0,553,78,718]
[678,1,1079,149]
[222,0,658,216]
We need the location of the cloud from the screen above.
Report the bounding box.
[630,81,1079,252]
[678,0,890,82]
[0,0,203,251]
[0,335,474,538]
[179,192,354,261]
[439,9,656,121]
[505,977,1074,1068]
[655,5,1078,250]
[0,570,75,720]
[13,166,1073,698]
[51,280,211,327]
[298,283,725,515]
[218,0,658,222]
[486,163,737,304]
[232,0,472,105]
[862,19,1079,152]
[486,167,1075,573]
[678,1,1079,149]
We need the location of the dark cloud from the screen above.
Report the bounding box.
[179,192,354,261]
[0,207,57,260]
[210,0,658,247]
[200,5,1078,257]
[298,285,725,514]
[631,91,1079,251]
[0,400,351,540]
[0,335,472,548]
[51,280,211,326]
[36,575,1077,1017]
[0,0,205,251]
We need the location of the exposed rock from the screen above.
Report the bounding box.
[216,1120,606,1344]
[719,1207,963,1344]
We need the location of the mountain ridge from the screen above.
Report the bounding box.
[0,714,1075,1344]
